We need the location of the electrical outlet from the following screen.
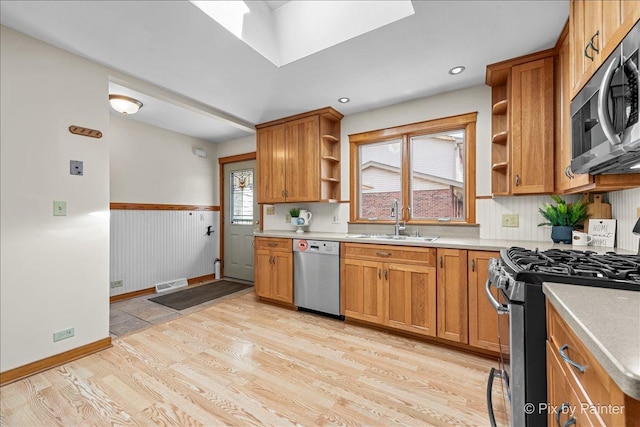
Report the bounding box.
[266,206,275,215]
[199,213,204,221]
[502,214,519,227]
[285,213,291,223]
[53,201,67,216]
[53,327,74,342]
[332,215,340,224]
[637,207,640,217]
[110,280,123,288]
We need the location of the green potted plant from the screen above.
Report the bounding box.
[538,195,589,243]
[289,207,300,223]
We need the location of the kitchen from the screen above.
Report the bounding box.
[1,1,640,426]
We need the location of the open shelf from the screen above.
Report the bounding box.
[322,134,339,142]
[321,155,339,162]
[492,99,508,115]
[492,131,508,145]
[492,162,508,171]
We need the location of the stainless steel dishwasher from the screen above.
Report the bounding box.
[293,239,342,318]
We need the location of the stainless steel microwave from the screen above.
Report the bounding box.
[570,20,640,175]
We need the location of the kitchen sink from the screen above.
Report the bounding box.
[346,234,438,242]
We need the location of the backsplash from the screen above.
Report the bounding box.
[477,195,581,242]
[262,190,639,251]
[608,187,640,252]
[262,202,349,233]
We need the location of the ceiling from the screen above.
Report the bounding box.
[0,1,569,144]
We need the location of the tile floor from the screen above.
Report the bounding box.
[109,279,254,338]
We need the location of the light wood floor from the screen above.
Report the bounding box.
[1,293,508,426]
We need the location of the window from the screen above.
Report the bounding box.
[230,169,254,224]
[350,113,476,224]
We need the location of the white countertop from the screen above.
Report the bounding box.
[254,230,634,254]
[543,283,640,399]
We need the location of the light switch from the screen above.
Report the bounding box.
[53,201,67,216]
[70,160,83,176]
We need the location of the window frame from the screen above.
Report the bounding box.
[349,112,477,224]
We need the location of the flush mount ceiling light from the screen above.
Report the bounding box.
[338,97,350,103]
[448,66,466,75]
[109,94,143,115]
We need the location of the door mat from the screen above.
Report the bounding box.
[149,280,252,310]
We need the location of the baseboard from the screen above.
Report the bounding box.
[187,274,215,285]
[110,274,217,303]
[109,287,156,303]
[0,337,112,386]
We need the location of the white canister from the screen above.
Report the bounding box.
[214,259,221,279]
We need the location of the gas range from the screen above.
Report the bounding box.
[486,247,640,426]
[490,247,640,303]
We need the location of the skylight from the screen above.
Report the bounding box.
[190,1,250,39]
[190,0,415,67]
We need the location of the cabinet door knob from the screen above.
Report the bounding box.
[471,259,475,272]
[515,174,521,186]
[375,251,391,257]
[440,256,443,268]
[378,268,381,279]
[384,269,388,280]
[268,242,278,247]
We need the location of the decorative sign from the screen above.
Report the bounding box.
[587,219,616,247]
[69,125,102,139]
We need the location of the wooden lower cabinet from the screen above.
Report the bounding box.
[342,257,384,323]
[468,251,507,352]
[436,248,469,344]
[547,302,640,426]
[386,262,437,337]
[342,244,508,351]
[254,237,293,303]
[341,243,436,337]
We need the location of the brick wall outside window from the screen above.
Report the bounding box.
[362,189,463,219]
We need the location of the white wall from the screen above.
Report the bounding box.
[1,26,110,371]
[110,113,218,205]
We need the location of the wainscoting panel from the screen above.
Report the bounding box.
[110,210,219,296]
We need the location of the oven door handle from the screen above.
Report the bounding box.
[598,55,622,145]
[485,279,509,314]
[487,367,501,427]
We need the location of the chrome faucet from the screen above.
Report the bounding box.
[391,199,406,236]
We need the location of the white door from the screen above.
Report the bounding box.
[223,160,258,281]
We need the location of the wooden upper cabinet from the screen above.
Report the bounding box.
[256,107,343,204]
[284,116,320,202]
[555,20,640,193]
[257,124,286,203]
[511,57,555,194]
[570,0,639,97]
[486,49,556,196]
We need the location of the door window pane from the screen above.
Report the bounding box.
[230,169,254,224]
[359,139,402,219]
[410,130,465,220]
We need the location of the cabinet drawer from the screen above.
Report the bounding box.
[547,303,623,426]
[254,237,292,252]
[342,243,435,266]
